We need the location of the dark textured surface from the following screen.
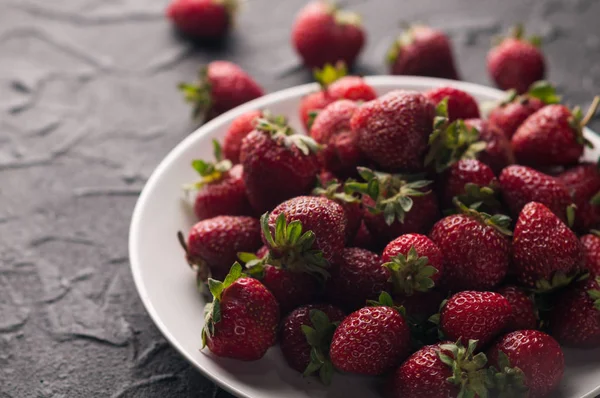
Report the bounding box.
[1,0,599,396]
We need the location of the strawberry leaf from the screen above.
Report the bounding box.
[313,62,347,88]
[527,81,561,104]
[383,245,438,296]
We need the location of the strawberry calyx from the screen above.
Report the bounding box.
[453,198,513,236]
[385,26,416,65]
[313,62,348,89]
[533,270,587,293]
[506,24,542,47]
[488,350,529,398]
[346,167,433,226]
[452,182,502,214]
[301,309,340,385]
[588,277,600,311]
[525,81,561,104]
[178,66,212,122]
[437,339,492,398]
[383,246,439,296]
[201,262,244,347]
[425,99,487,173]
[177,231,211,288]
[184,140,233,191]
[255,117,322,156]
[568,96,599,149]
[590,191,600,206]
[260,212,330,280]
[312,179,360,205]
[367,291,407,316]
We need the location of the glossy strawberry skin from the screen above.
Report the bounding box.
[512,105,583,167]
[551,278,600,348]
[499,165,572,222]
[441,291,512,349]
[425,86,480,122]
[167,0,232,40]
[186,216,262,281]
[280,304,346,373]
[382,234,444,286]
[240,131,319,214]
[261,265,319,315]
[223,110,263,164]
[441,159,497,209]
[330,306,411,375]
[497,285,537,331]
[326,247,388,312]
[512,202,582,287]
[353,90,435,172]
[487,38,545,94]
[557,163,600,232]
[489,97,545,139]
[193,164,252,220]
[388,25,459,80]
[299,91,334,130]
[268,196,346,264]
[464,118,515,175]
[581,234,600,277]
[206,277,279,360]
[488,330,564,398]
[389,343,458,398]
[430,214,510,291]
[363,193,440,246]
[291,1,365,69]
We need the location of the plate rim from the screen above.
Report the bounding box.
[128,75,600,398]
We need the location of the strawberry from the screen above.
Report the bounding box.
[186,140,251,220]
[464,118,515,175]
[512,202,583,290]
[488,81,560,139]
[497,285,538,331]
[313,180,362,243]
[223,110,262,164]
[441,158,499,210]
[267,196,346,264]
[551,277,600,348]
[202,263,279,360]
[488,330,564,398]
[351,220,375,250]
[166,0,236,41]
[390,340,491,398]
[326,247,388,312]
[291,1,364,69]
[557,162,600,232]
[179,61,263,121]
[280,305,346,384]
[240,119,320,214]
[386,25,459,80]
[581,232,600,277]
[437,291,512,349]
[179,215,261,282]
[512,98,599,168]
[382,234,444,297]
[499,165,572,222]
[258,264,319,315]
[329,292,411,375]
[487,25,546,94]
[429,203,512,291]
[424,86,480,122]
[353,90,435,171]
[348,168,439,244]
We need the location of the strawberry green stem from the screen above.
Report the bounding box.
[581,96,600,127]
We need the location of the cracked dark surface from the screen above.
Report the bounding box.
[1,0,599,396]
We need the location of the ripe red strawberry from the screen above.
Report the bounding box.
[581,232,600,277]
[487,25,546,94]
[386,25,459,80]
[424,86,480,122]
[179,61,263,121]
[329,293,411,375]
[259,264,319,315]
[441,158,498,210]
[280,305,346,384]
[464,118,515,175]
[512,98,599,168]
[488,81,560,139]
[497,285,537,331]
[512,202,583,289]
[180,215,261,282]
[240,119,320,214]
[223,110,262,163]
[313,180,362,243]
[353,90,435,171]
[558,162,600,232]
[438,291,512,349]
[488,330,564,398]
[348,168,439,244]
[390,340,491,398]
[166,0,236,40]
[499,165,572,221]
[202,263,279,360]
[326,247,388,312]
[267,196,346,264]
[291,1,364,69]
[382,234,444,296]
[429,205,511,291]
[551,277,600,348]
[187,140,251,220]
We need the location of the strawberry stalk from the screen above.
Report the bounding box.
[301,309,340,385]
[568,95,600,149]
[382,246,439,296]
[437,339,492,398]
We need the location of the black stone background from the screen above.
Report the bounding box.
[1,0,600,396]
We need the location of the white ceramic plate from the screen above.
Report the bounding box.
[129,76,600,398]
